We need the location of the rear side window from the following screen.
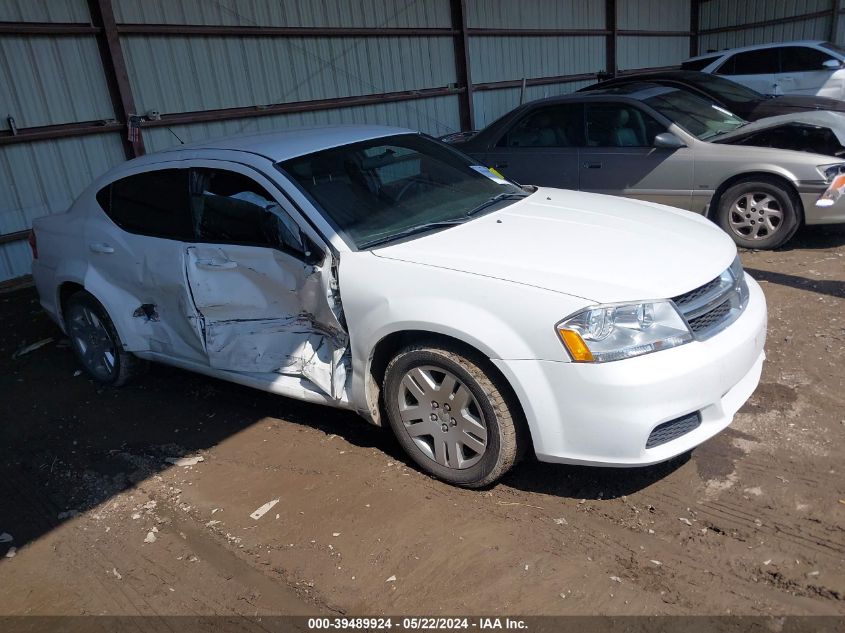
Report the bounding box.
[496,103,585,148]
[717,49,779,75]
[780,46,836,72]
[681,55,722,71]
[96,169,191,240]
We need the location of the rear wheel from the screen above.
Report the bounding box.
[383,341,524,488]
[64,291,142,386]
[715,178,800,249]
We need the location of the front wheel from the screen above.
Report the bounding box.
[715,179,800,249]
[383,341,525,488]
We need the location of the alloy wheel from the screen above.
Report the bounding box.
[728,191,783,241]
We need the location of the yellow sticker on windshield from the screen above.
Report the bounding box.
[489,167,505,179]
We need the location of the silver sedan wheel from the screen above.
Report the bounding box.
[728,192,783,241]
[396,365,488,469]
[67,304,116,381]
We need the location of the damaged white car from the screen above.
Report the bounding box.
[31,126,767,487]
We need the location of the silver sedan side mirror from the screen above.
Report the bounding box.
[822,59,843,70]
[653,132,686,150]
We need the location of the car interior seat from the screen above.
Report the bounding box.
[611,109,641,146]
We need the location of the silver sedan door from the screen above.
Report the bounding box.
[579,102,694,210]
[481,103,583,190]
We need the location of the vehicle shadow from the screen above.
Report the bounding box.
[0,287,403,556]
[777,223,845,251]
[499,452,690,500]
[746,267,845,299]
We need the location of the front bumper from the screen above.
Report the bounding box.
[493,274,767,467]
[798,184,845,225]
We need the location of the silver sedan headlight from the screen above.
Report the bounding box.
[556,301,692,363]
[817,163,845,183]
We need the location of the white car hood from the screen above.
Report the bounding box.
[372,188,737,304]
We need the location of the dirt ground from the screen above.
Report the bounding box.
[0,225,843,618]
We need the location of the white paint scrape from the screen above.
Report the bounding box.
[250,499,280,521]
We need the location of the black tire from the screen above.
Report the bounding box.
[715,178,801,250]
[383,341,525,488]
[64,291,143,387]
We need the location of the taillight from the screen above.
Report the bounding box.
[28,230,38,259]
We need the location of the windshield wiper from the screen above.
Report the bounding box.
[465,191,530,217]
[359,219,469,249]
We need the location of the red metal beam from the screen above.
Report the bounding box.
[450,0,474,131]
[0,21,100,35]
[116,24,457,37]
[87,0,145,158]
[699,9,832,34]
[0,120,122,146]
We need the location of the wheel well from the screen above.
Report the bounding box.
[58,282,85,321]
[708,172,804,224]
[366,331,529,440]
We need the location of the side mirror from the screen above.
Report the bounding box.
[653,132,686,149]
[822,59,843,70]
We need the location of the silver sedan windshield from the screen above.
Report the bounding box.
[643,88,747,140]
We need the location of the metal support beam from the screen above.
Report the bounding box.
[690,0,700,57]
[0,22,100,35]
[116,24,457,37]
[87,0,145,158]
[0,230,30,245]
[699,9,832,34]
[450,0,475,131]
[831,0,840,43]
[0,120,122,146]
[605,0,617,78]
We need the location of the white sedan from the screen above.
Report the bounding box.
[30,126,767,487]
[683,40,845,100]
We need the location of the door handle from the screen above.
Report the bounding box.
[196,258,238,270]
[88,242,114,254]
[583,162,602,169]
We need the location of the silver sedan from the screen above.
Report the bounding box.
[451,83,845,249]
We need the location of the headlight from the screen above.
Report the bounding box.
[817,163,845,183]
[556,301,692,363]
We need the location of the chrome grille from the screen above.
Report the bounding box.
[671,257,749,340]
[646,412,702,449]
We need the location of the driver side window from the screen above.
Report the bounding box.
[585,103,665,148]
[190,168,316,262]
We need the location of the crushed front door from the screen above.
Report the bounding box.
[185,244,348,399]
[182,164,348,400]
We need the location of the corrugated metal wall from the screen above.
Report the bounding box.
[5,0,839,282]
[617,0,690,70]
[699,0,836,52]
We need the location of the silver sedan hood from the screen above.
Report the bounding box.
[713,110,845,145]
[372,188,737,304]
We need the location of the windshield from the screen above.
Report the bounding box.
[643,88,747,140]
[278,134,525,249]
[687,73,763,104]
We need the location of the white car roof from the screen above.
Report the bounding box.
[139,124,413,164]
[685,40,830,63]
